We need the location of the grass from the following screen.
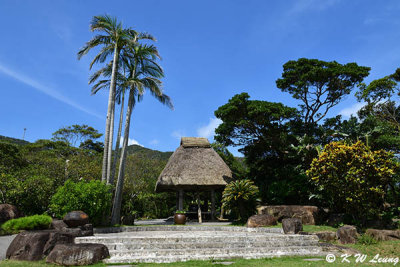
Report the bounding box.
[265,222,337,232]
[2,240,399,267]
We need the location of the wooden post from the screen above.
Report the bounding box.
[176,191,179,210]
[211,189,215,221]
[197,193,202,224]
[178,189,184,211]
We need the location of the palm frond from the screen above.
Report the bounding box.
[77,35,112,60]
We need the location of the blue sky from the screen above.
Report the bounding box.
[0,0,399,154]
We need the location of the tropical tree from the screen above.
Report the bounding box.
[77,15,143,183]
[51,124,102,147]
[89,61,128,185]
[276,58,370,126]
[110,43,173,225]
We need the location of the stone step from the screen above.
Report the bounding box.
[104,248,323,263]
[76,230,323,263]
[103,240,317,250]
[108,246,322,258]
[94,226,283,234]
[77,234,318,245]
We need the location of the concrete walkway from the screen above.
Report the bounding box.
[0,235,15,261]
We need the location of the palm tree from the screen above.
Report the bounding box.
[78,15,141,183]
[89,62,128,185]
[110,43,173,224]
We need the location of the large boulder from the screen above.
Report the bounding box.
[61,224,94,237]
[246,214,277,228]
[51,219,93,237]
[50,219,68,231]
[366,229,400,241]
[257,205,324,225]
[337,225,358,244]
[299,231,337,242]
[6,230,73,261]
[46,243,109,266]
[0,204,22,224]
[282,218,303,234]
[63,211,89,227]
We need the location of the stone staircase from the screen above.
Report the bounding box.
[75,226,323,264]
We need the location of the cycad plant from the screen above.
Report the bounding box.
[222,179,260,222]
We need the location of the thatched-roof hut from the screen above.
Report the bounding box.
[155,137,232,222]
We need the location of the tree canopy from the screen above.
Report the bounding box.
[276,58,370,125]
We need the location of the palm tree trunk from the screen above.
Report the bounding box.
[106,100,115,184]
[109,92,125,185]
[101,46,119,182]
[111,87,134,225]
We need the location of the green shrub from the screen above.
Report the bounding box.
[1,215,52,233]
[222,179,259,222]
[357,234,378,245]
[307,141,399,223]
[49,180,112,226]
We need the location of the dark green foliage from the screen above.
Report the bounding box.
[222,179,259,222]
[215,93,313,204]
[50,180,112,226]
[122,154,174,219]
[276,58,370,124]
[0,142,26,173]
[1,215,52,233]
[79,139,104,153]
[0,138,105,216]
[211,143,247,180]
[0,174,55,216]
[52,124,102,147]
[125,144,173,161]
[0,135,29,146]
[0,132,174,221]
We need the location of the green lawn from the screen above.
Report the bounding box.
[266,223,337,232]
[2,240,399,267]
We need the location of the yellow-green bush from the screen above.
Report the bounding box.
[2,215,52,233]
[307,141,399,222]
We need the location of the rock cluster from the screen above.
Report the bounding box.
[365,229,400,241]
[6,210,108,265]
[257,205,325,225]
[6,230,74,261]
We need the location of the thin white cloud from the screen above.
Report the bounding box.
[197,118,222,139]
[120,137,142,147]
[0,62,102,119]
[149,139,159,145]
[339,102,365,118]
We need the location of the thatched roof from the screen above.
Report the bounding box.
[155,137,232,192]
